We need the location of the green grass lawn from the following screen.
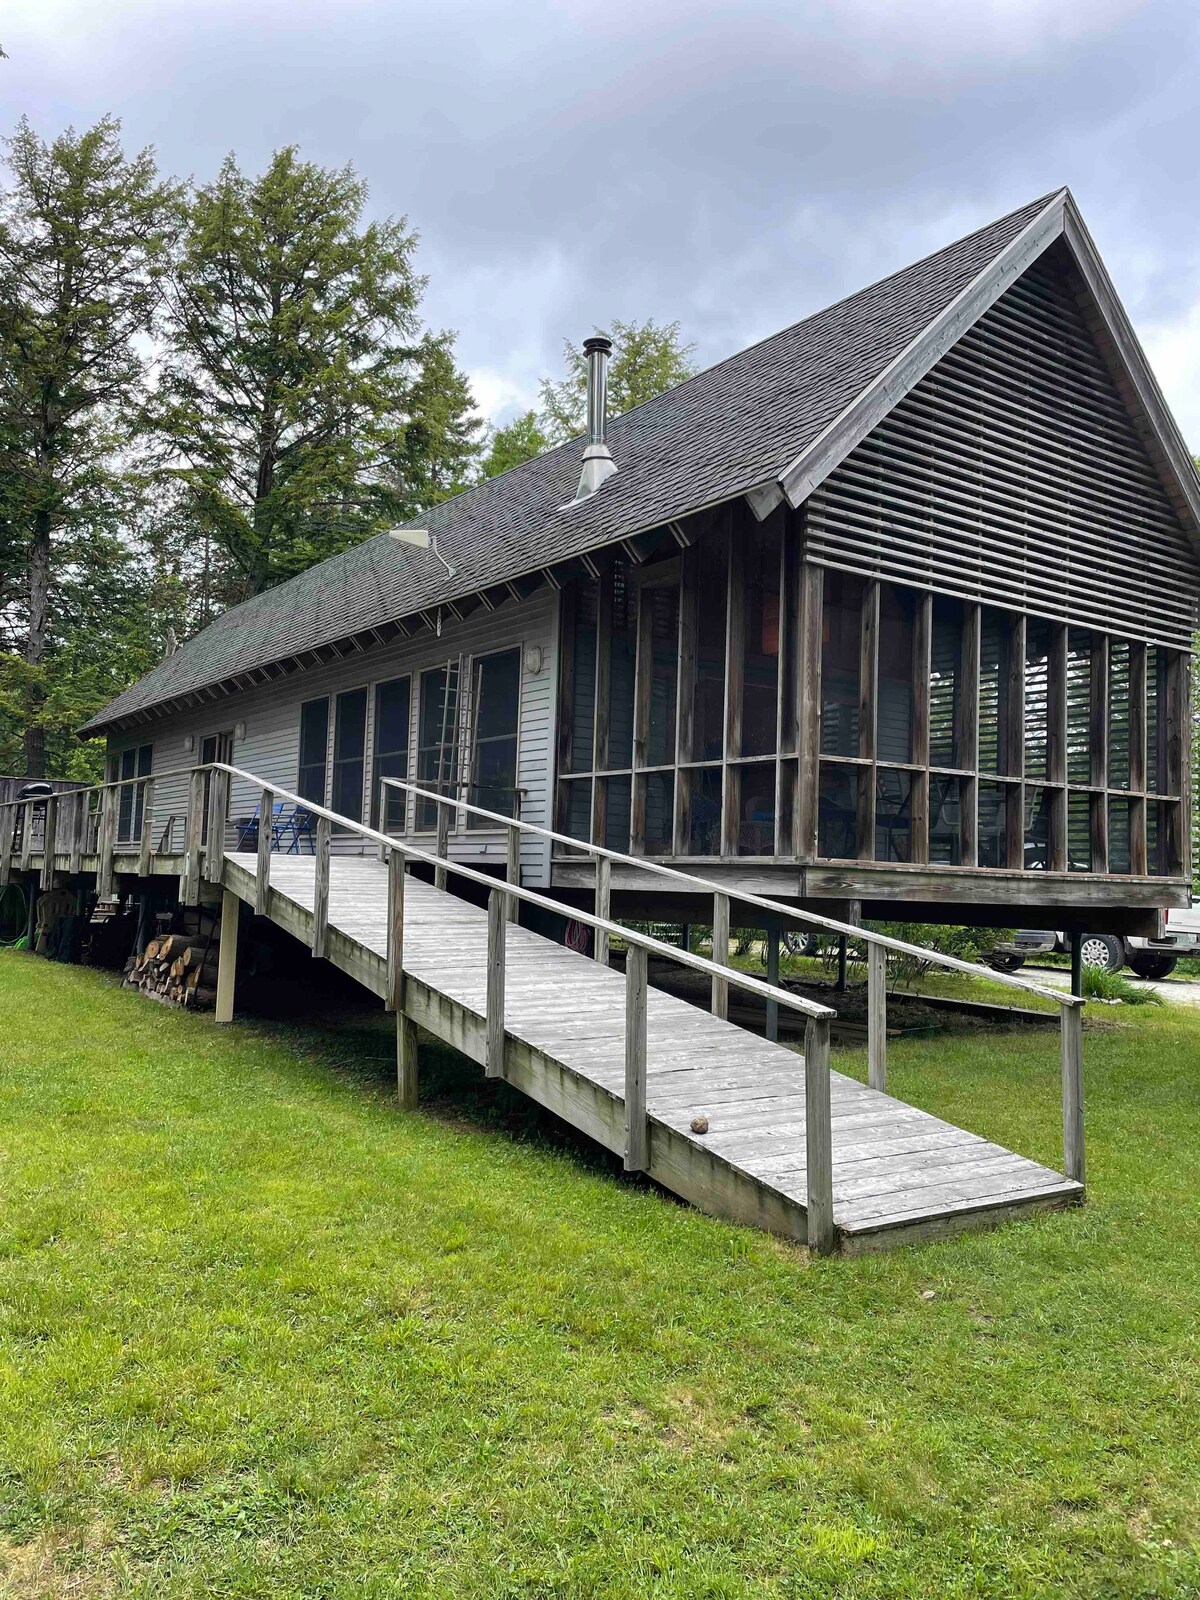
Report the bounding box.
[2,950,1200,1597]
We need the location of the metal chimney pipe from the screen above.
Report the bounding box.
[574,333,617,501]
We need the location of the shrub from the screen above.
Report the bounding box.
[1083,966,1163,1006]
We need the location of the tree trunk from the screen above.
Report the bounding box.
[23,505,51,778]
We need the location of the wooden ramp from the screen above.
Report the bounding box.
[222,851,1082,1255]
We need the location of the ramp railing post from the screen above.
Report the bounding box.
[97,787,117,900]
[624,944,649,1172]
[39,794,57,890]
[0,803,14,887]
[506,823,520,923]
[867,941,887,1092]
[765,923,780,1041]
[387,845,418,1108]
[804,1015,835,1254]
[255,785,272,915]
[20,799,34,873]
[711,892,729,1019]
[486,887,506,1079]
[1061,1001,1085,1184]
[205,768,229,883]
[312,814,331,958]
[68,790,85,877]
[138,779,155,878]
[183,770,204,906]
[435,800,449,890]
[594,855,611,965]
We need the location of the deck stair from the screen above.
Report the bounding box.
[1,764,1087,1256]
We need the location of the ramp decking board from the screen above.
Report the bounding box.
[225,852,1083,1252]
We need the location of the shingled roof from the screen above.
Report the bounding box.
[84,191,1083,734]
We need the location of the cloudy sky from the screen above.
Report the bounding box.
[8,0,1200,444]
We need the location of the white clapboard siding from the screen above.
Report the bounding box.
[107,590,559,885]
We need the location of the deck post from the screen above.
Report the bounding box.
[68,790,85,876]
[39,794,57,890]
[386,846,406,1013]
[624,943,649,1172]
[215,888,240,1023]
[255,786,272,915]
[1061,1002,1085,1185]
[835,935,848,992]
[1069,931,1083,999]
[0,802,13,888]
[435,802,449,891]
[594,855,611,965]
[312,815,331,958]
[205,768,229,883]
[396,1014,419,1109]
[765,924,780,1041]
[97,788,117,900]
[183,770,204,907]
[804,1015,835,1254]
[867,942,888,1092]
[486,887,506,1079]
[506,823,520,923]
[138,779,155,877]
[711,892,730,1019]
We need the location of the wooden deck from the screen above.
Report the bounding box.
[222,851,1082,1254]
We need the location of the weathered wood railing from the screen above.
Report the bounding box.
[380,775,1088,1191]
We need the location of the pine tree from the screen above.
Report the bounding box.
[539,318,697,443]
[0,116,177,776]
[479,410,549,478]
[156,148,482,597]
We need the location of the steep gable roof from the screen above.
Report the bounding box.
[84,189,1199,734]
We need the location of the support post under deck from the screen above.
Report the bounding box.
[215,888,240,1024]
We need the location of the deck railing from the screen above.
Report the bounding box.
[1,760,1087,1245]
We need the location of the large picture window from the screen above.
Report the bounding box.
[331,687,368,825]
[468,648,521,827]
[372,676,411,830]
[298,698,330,805]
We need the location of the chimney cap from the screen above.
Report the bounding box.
[582,333,613,356]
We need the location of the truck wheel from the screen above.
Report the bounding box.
[1080,933,1125,973]
[989,952,1026,972]
[1126,952,1178,980]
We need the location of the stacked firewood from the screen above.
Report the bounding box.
[124,933,218,1009]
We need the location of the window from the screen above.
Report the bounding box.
[740,520,781,756]
[468,648,521,827]
[332,687,368,825]
[820,572,862,758]
[372,676,411,830]
[417,663,461,830]
[116,744,153,842]
[298,698,330,804]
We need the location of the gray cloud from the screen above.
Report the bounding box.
[11,0,1200,439]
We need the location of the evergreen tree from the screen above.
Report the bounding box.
[156,147,482,597]
[479,409,549,478]
[539,318,697,443]
[0,116,177,776]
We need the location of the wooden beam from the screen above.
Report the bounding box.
[711,891,730,1019]
[215,887,240,1024]
[594,856,611,966]
[255,787,272,915]
[486,887,506,1079]
[623,945,649,1173]
[0,801,14,888]
[796,560,823,862]
[804,1015,835,1255]
[386,847,406,1012]
[39,794,57,891]
[910,591,932,864]
[396,1013,419,1109]
[867,942,887,1092]
[1060,1003,1084,1185]
[312,815,331,958]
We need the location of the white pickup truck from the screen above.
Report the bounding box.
[992,907,1200,978]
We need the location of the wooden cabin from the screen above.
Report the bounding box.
[83,189,1200,938]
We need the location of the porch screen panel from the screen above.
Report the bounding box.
[332,687,368,824]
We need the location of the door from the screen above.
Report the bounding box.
[200,730,234,844]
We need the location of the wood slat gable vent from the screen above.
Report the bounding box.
[803,245,1200,650]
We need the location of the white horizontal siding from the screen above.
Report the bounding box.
[108,590,560,886]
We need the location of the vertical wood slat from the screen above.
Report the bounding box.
[796,560,824,861]
[434,802,450,891]
[39,794,58,890]
[711,891,730,1019]
[486,887,506,1079]
[910,591,932,865]
[215,887,240,1024]
[68,790,85,876]
[205,769,229,883]
[1129,642,1148,875]
[1005,614,1027,868]
[137,779,155,877]
[856,579,880,858]
[183,770,204,906]
[593,565,613,773]
[312,815,331,958]
[97,789,117,900]
[721,520,745,857]
[867,942,887,1092]
[0,802,14,887]
[255,786,272,915]
[1061,1003,1085,1185]
[594,855,611,966]
[804,1015,835,1255]
[506,823,520,922]
[623,944,649,1173]
[386,846,406,1013]
[20,800,35,872]
[1090,631,1109,872]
